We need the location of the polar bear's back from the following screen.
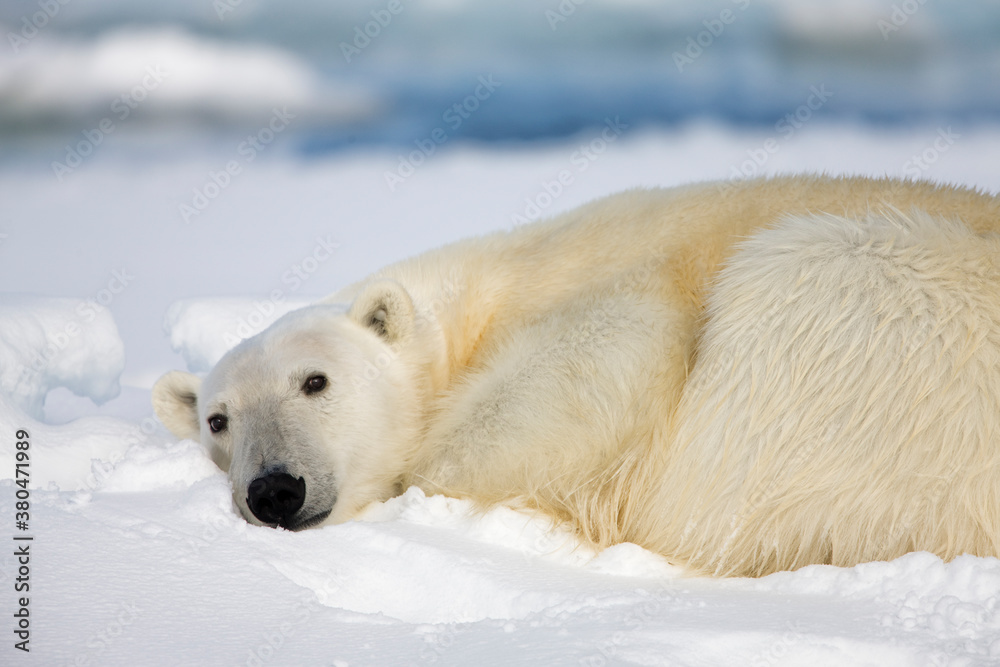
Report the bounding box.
[645,207,1000,576]
[377,176,1000,375]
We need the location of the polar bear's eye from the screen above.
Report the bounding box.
[208,414,228,433]
[303,374,327,395]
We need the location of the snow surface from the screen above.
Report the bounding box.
[2,126,1000,665]
[0,296,124,420]
[165,297,314,373]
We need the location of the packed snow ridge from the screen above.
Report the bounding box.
[0,295,124,419]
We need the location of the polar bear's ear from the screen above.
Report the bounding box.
[152,371,202,441]
[348,279,416,344]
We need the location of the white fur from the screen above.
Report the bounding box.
[639,209,1000,575]
[153,175,1000,576]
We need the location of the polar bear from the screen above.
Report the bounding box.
[153,175,1000,577]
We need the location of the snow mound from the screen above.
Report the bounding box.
[0,294,124,418]
[755,552,1000,660]
[0,394,184,493]
[164,297,315,372]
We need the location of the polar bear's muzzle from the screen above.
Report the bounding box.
[244,469,332,530]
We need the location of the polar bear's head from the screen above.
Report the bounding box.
[152,281,424,530]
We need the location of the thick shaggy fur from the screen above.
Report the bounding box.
[153,175,1000,577]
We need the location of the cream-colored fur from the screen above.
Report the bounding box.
[153,175,1000,577]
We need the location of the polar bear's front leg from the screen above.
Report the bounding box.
[409,290,694,542]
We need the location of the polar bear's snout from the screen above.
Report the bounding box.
[240,465,335,531]
[246,471,306,527]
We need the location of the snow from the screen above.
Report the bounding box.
[0,295,124,419]
[2,125,1000,664]
[165,297,314,373]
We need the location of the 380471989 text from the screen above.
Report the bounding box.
[13,429,32,653]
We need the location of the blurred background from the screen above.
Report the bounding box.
[2,0,999,155]
[1,0,999,421]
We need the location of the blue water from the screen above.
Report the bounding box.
[2,0,999,156]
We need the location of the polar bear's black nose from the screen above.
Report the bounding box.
[246,473,306,527]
